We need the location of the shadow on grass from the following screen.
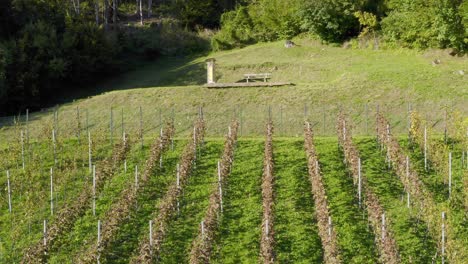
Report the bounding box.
[355,137,438,263]
[400,139,449,203]
[102,141,184,263]
[158,141,224,263]
[274,140,323,263]
[316,139,379,263]
[211,140,263,264]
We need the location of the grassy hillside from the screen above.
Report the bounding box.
[0,39,466,146]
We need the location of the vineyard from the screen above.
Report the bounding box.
[0,107,467,264]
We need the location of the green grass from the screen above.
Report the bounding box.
[2,135,467,262]
[212,140,263,263]
[103,140,187,263]
[0,38,466,144]
[49,140,150,262]
[401,138,468,262]
[315,138,379,263]
[399,139,449,203]
[158,141,224,262]
[356,137,438,263]
[273,139,323,263]
[0,139,113,263]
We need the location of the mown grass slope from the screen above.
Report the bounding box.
[0,39,466,144]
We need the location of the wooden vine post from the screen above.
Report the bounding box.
[7,170,12,213]
[424,125,427,171]
[52,129,57,165]
[441,212,446,264]
[26,108,29,147]
[43,220,47,247]
[93,165,96,216]
[50,168,54,216]
[358,158,362,208]
[88,132,92,173]
[139,106,143,149]
[448,152,452,198]
[21,130,25,170]
[110,107,113,146]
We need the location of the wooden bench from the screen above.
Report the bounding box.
[243,73,271,83]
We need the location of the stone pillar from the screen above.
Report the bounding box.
[206,58,216,84]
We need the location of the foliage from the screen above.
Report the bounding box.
[300,0,361,43]
[120,19,210,58]
[381,0,466,51]
[354,11,377,39]
[0,0,216,115]
[211,6,256,50]
[0,0,120,115]
[211,0,303,50]
[0,44,6,101]
[461,1,468,39]
[154,0,246,29]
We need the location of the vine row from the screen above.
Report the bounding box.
[22,135,131,263]
[304,122,341,264]
[375,113,468,263]
[260,121,275,264]
[337,114,400,264]
[76,122,175,263]
[189,120,239,264]
[130,117,206,263]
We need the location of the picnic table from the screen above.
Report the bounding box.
[243,73,271,83]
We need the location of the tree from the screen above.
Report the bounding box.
[300,0,361,43]
[148,0,152,18]
[381,0,466,50]
[354,11,378,47]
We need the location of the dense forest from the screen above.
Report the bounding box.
[0,0,466,115]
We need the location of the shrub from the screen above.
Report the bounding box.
[211,0,304,51]
[0,43,7,103]
[381,0,466,51]
[211,7,256,51]
[62,20,118,85]
[300,0,361,43]
[120,19,210,57]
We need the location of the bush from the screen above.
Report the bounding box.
[0,44,7,103]
[211,7,256,51]
[62,20,118,85]
[120,19,210,57]
[300,0,361,43]
[211,0,304,51]
[381,0,466,51]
